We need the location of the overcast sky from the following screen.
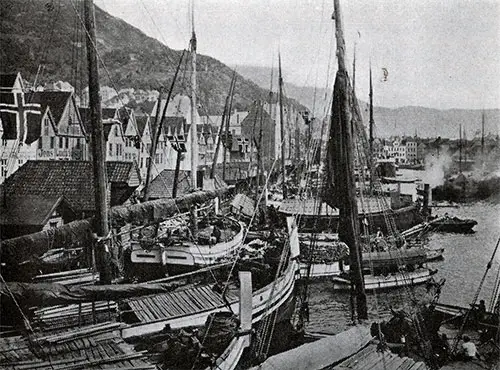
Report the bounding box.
[95,0,500,110]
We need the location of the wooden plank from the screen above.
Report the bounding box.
[153,295,176,317]
[156,294,183,317]
[141,297,162,320]
[357,351,387,370]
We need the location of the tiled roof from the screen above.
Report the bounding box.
[1,161,137,212]
[148,169,192,199]
[0,195,70,226]
[107,161,139,183]
[148,169,226,199]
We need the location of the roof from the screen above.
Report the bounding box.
[31,91,71,126]
[148,169,192,199]
[148,169,227,199]
[102,107,118,120]
[107,161,141,183]
[135,115,150,136]
[79,107,121,135]
[1,161,139,212]
[162,116,188,136]
[0,195,72,226]
[0,73,20,90]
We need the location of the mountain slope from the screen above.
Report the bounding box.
[237,64,500,139]
[0,0,300,114]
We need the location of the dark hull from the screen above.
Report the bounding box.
[292,204,422,234]
[432,220,477,233]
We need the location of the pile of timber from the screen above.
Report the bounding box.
[0,322,155,369]
[32,268,97,286]
[32,301,117,331]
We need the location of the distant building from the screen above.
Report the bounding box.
[0,195,76,240]
[1,73,88,184]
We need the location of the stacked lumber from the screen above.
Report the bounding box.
[32,269,97,286]
[0,322,156,370]
[32,301,117,331]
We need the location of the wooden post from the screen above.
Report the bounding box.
[278,54,287,199]
[172,149,182,198]
[84,0,111,284]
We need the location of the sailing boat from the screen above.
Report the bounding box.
[319,1,437,294]
[124,19,245,278]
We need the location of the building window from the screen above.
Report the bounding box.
[115,126,119,137]
[76,138,81,149]
[50,137,55,149]
[38,138,43,149]
[1,139,6,146]
[49,221,58,228]
[109,143,113,156]
[59,137,63,148]
[1,159,7,177]
[65,137,69,149]
[43,118,50,136]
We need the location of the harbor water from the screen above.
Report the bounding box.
[306,200,500,334]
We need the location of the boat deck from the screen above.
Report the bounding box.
[331,343,428,370]
[125,284,239,323]
[0,322,154,369]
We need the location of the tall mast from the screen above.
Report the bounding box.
[278,53,287,199]
[211,70,235,179]
[369,64,374,159]
[223,74,236,181]
[84,0,110,284]
[144,50,185,201]
[459,123,462,172]
[481,111,485,162]
[330,0,367,320]
[190,8,198,189]
[352,44,356,94]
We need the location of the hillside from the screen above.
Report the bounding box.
[237,65,500,139]
[0,0,301,114]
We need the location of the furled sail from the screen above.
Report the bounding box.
[0,281,179,309]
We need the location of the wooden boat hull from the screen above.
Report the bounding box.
[299,261,344,278]
[431,220,477,233]
[331,268,437,291]
[129,218,245,273]
[299,248,442,279]
[121,259,299,338]
[281,203,422,234]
